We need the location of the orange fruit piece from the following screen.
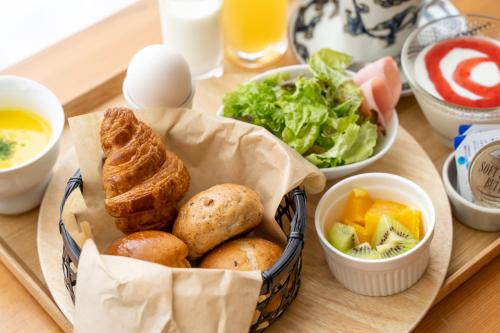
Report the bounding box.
[342,188,374,225]
[364,200,407,240]
[346,221,371,243]
[419,219,425,240]
[396,208,424,240]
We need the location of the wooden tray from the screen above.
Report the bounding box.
[0,0,497,330]
[0,69,498,332]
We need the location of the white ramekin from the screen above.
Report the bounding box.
[122,76,196,110]
[315,173,436,296]
[442,152,500,231]
[0,76,64,215]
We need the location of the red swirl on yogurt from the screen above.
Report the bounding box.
[415,37,500,109]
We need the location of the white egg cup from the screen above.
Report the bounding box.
[0,76,64,215]
[122,76,196,110]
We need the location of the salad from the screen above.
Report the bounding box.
[222,49,383,168]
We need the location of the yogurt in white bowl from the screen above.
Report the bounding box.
[401,15,500,145]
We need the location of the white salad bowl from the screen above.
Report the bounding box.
[217,65,399,181]
[315,173,435,296]
[0,76,64,214]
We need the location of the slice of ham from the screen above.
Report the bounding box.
[358,78,393,127]
[353,57,401,126]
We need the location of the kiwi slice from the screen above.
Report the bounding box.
[327,223,359,252]
[347,242,382,259]
[376,238,418,258]
[371,214,415,247]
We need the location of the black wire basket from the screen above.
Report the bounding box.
[59,170,307,332]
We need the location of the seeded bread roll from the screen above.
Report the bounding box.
[200,237,282,271]
[107,230,190,268]
[173,184,264,259]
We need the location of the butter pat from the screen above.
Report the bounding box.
[469,141,500,208]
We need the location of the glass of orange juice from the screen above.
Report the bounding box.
[223,0,288,68]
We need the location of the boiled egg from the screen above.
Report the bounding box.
[124,44,193,108]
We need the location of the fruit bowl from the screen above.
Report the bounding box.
[314,173,435,296]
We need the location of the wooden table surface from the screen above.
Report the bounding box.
[1,0,499,332]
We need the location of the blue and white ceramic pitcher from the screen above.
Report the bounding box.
[338,0,436,62]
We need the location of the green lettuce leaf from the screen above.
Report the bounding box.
[315,114,359,149]
[222,74,288,136]
[306,121,377,167]
[343,121,378,164]
[280,77,329,153]
[308,48,353,86]
[282,123,321,155]
[222,48,379,168]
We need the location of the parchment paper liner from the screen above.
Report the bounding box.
[66,107,325,332]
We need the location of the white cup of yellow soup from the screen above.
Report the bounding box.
[0,76,64,214]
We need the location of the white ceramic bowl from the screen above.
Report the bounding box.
[401,15,500,146]
[0,76,64,214]
[217,65,398,180]
[315,173,435,296]
[442,152,500,231]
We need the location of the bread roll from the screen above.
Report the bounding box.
[107,230,190,268]
[201,237,285,323]
[173,184,264,259]
[200,237,282,271]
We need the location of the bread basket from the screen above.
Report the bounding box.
[59,170,307,332]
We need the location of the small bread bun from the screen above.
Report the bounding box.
[200,237,282,271]
[173,184,264,259]
[107,230,190,268]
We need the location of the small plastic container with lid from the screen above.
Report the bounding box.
[442,140,500,232]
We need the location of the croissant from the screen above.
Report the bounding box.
[100,107,190,234]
